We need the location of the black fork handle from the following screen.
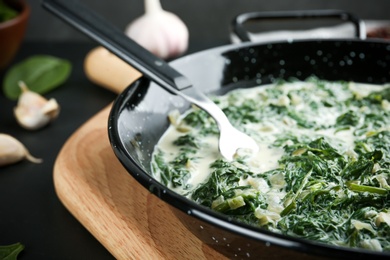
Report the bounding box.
[41,0,192,94]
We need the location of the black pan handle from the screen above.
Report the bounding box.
[41,0,192,93]
[232,9,366,42]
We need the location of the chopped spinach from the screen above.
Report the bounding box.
[151,78,390,252]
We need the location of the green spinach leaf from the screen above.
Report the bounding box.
[0,242,24,260]
[3,55,72,100]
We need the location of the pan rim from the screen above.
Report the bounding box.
[108,38,390,259]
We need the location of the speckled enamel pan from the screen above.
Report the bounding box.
[109,39,390,259]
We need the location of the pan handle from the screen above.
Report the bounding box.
[232,10,366,42]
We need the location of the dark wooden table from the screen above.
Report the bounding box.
[0,41,120,259]
[0,38,225,259]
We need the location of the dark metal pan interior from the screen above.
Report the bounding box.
[109,39,390,259]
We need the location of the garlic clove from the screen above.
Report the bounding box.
[41,98,60,119]
[0,133,42,167]
[14,81,60,130]
[125,0,189,59]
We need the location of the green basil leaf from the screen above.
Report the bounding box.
[3,55,72,100]
[0,0,19,22]
[0,242,24,260]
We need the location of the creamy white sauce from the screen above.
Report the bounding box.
[150,79,390,251]
[151,82,388,225]
[153,81,386,195]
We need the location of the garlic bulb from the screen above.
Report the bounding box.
[14,81,60,130]
[125,0,189,59]
[0,133,42,167]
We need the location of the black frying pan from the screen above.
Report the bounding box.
[108,40,390,260]
[42,0,390,259]
[109,20,390,260]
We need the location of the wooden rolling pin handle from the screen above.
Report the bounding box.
[84,46,142,94]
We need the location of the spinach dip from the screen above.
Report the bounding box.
[151,78,390,252]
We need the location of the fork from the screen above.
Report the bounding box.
[42,0,259,160]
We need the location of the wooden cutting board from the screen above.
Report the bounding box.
[53,104,226,259]
[54,47,226,259]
